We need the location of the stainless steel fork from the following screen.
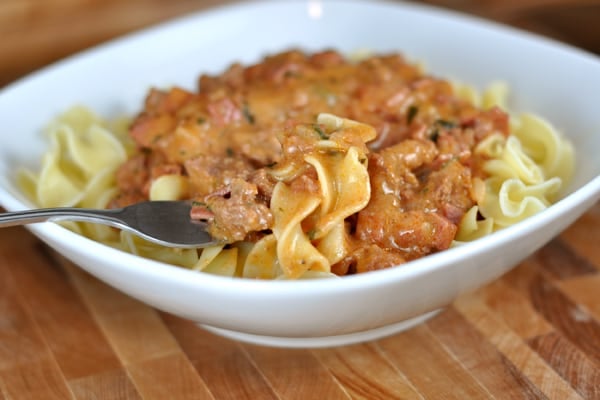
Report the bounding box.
[0,201,219,248]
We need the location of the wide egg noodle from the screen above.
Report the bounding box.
[306,147,370,236]
[304,152,336,217]
[16,168,39,203]
[316,113,377,144]
[481,136,545,185]
[316,221,350,265]
[193,244,226,271]
[270,181,329,279]
[457,83,572,240]
[276,270,340,280]
[79,196,119,241]
[201,247,238,276]
[305,147,370,264]
[29,108,127,208]
[46,105,102,135]
[233,241,255,277]
[454,205,495,243]
[452,80,508,110]
[513,113,574,185]
[462,127,568,235]
[242,234,281,279]
[41,112,126,238]
[58,123,127,177]
[119,230,199,268]
[35,148,86,208]
[452,82,481,107]
[481,81,509,110]
[75,169,120,241]
[149,174,190,201]
[303,115,374,265]
[479,177,561,228]
[475,133,507,159]
[192,241,251,278]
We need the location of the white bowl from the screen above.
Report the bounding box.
[0,0,599,348]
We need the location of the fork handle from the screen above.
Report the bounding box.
[0,207,125,229]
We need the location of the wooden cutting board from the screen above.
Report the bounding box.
[1,1,599,399]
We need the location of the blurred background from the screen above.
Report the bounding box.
[1,0,599,87]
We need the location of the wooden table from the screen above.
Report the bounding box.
[1,1,599,399]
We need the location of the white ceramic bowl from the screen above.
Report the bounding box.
[1,0,599,348]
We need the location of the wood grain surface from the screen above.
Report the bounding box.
[1,1,599,399]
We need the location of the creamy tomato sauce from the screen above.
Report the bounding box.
[113,50,509,274]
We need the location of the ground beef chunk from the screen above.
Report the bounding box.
[355,138,474,260]
[196,178,273,242]
[332,244,406,275]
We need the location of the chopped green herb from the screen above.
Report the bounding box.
[197,117,206,124]
[226,147,234,157]
[191,201,207,207]
[407,105,419,124]
[152,134,164,144]
[435,119,456,129]
[429,119,456,142]
[242,103,255,124]
[313,124,329,140]
[284,70,300,79]
[307,229,317,241]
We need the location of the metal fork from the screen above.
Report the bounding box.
[0,201,219,248]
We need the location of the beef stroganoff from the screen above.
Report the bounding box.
[18,50,574,279]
